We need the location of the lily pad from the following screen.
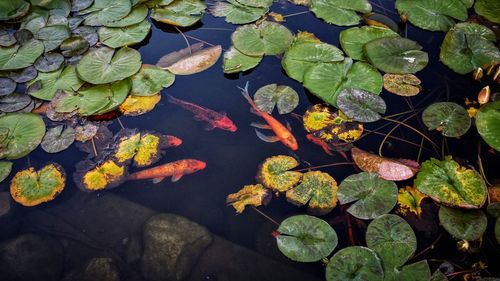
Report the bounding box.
[397,186,427,217]
[151,0,206,27]
[71,0,93,11]
[422,102,471,138]
[34,53,64,72]
[384,260,431,281]
[156,43,222,75]
[41,125,76,153]
[74,159,127,191]
[474,0,500,24]
[340,26,398,61]
[476,101,500,152]
[395,0,467,32]
[119,93,161,116]
[76,46,142,84]
[276,215,338,262]
[0,39,44,71]
[256,155,302,192]
[231,21,293,56]
[310,0,372,26]
[0,28,17,47]
[73,26,98,46]
[209,0,269,24]
[286,171,338,215]
[223,46,263,73]
[8,66,37,83]
[51,88,111,116]
[0,78,16,96]
[28,65,83,101]
[10,163,66,206]
[325,246,383,281]
[0,93,32,113]
[438,206,487,241]
[337,88,386,122]
[226,183,272,213]
[0,161,13,183]
[383,73,422,97]
[0,0,30,21]
[98,20,151,48]
[364,37,428,74]
[35,24,70,52]
[60,36,89,57]
[105,4,149,27]
[303,58,383,107]
[254,84,299,115]
[414,156,487,208]
[337,172,398,220]
[113,129,165,167]
[131,65,175,96]
[496,219,500,245]
[440,23,500,75]
[81,0,132,26]
[0,113,45,160]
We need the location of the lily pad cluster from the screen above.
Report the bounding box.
[209,0,271,24]
[150,0,206,27]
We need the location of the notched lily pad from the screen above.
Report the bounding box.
[337,88,386,122]
[476,101,500,152]
[28,65,83,101]
[0,39,44,71]
[131,64,175,96]
[439,206,487,241]
[0,78,17,96]
[310,0,372,26]
[396,0,467,31]
[112,129,165,167]
[151,0,206,27]
[340,26,398,61]
[157,43,222,75]
[231,21,293,56]
[41,125,76,153]
[34,52,64,72]
[74,159,127,191]
[422,102,471,138]
[0,113,46,160]
[0,161,13,183]
[383,73,422,97]
[209,0,269,24]
[60,36,90,57]
[254,84,299,115]
[226,183,272,213]
[286,171,338,215]
[98,20,151,48]
[223,46,262,74]
[119,94,161,116]
[256,155,302,192]
[326,246,383,281]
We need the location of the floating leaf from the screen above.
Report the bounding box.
[383,73,422,97]
[338,172,398,220]
[282,32,344,83]
[157,43,222,75]
[74,122,99,142]
[422,102,471,138]
[34,53,64,72]
[35,25,70,52]
[351,147,419,181]
[364,37,428,74]
[237,0,272,8]
[414,156,487,208]
[209,0,269,24]
[10,163,66,206]
[98,20,151,48]
[254,84,299,115]
[93,79,131,115]
[8,66,37,83]
[496,218,500,245]
[151,0,206,27]
[439,206,487,241]
[474,0,500,24]
[0,161,13,183]
[286,171,338,215]
[81,0,132,26]
[41,125,76,153]
[0,113,45,160]
[0,0,30,21]
[112,129,165,167]
[0,93,32,113]
[476,101,500,152]
[0,27,17,47]
[28,65,83,101]
[71,0,93,11]
[397,186,427,217]
[131,64,175,96]
[0,39,44,71]
[105,4,149,27]
[304,58,383,107]
[226,183,272,213]
[339,26,398,61]
[231,21,293,56]
[363,13,399,32]
[223,46,262,74]
[51,89,111,116]
[60,36,89,57]
[337,88,386,122]
[395,0,467,31]
[74,159,127,191]
[76,46,142,84]
[440,23,500,75]
[276,215,338,262]
[73,26,98,46]
[385,260,431,281]
[310,0,372,26]
[119,93,161,116]
[326,246,383,281]
[256,155,302,192]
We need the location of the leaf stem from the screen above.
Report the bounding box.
[251,206,280,226]
[282,10,311,18]
[174,26,192,54]
[294,162,354,172]
[382,116,440,153]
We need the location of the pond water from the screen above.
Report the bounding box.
[1,0,500,280]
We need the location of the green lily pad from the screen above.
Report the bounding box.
[93,79,131,115]
[414,156,487,208]
[0,93,32,113]
[438,206,487,241]
[151,0,206,27]
[41,125,76,153]
[257,155,302,192]
[487,202,500,218]
[131,65,174,96]
[0,78,16,96]
[385,260,431,281]
[286,171,338,215]
[36,24,70,52]
[104,4,149,27]
[336,88,386,123]
[0,0,30,21]
[475,0,500,24]
[51,89,112,116]
[34,53,64,72]
[223,46,262,73]
[476,101,500,152]
[326,246,383,281]
[81,0,132,26]
[276,215,338,262]
[253,84,299,115]
[430,270,449,281]
[60,36,89,57]
[236,0,272,8]
[76,46,142,84]
[8,66,37,83]
[0,161,13,183]
[395,0,467,32]
[231,21,293,56]
[422,102,471,138]
[28,65,83,101]
[282,33,344,83]
[440,23,500,75]
[98,20,151,48]
[303,58,383,107]
[0,113,46,160]
[340,26,398,61]
[364,37,428,74]
[73,26,98,46]
[209,0,268,24]
[71,0,93,11]
[0,39,44,71]
[310,0,372,26]
[338,172,398,220]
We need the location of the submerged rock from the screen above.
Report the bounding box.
[0,234,64,281]
[140,214,212,281]
[0,192,21,240]
[62,257,121,281]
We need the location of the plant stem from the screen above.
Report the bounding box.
[251,206,280,226]
[283,10,311,18]
[382,116,440,152]
[174,26,191,54]
[185,35,215,47]
[410,233,443,261]
[117,117,125,129]
[294,162,354,172]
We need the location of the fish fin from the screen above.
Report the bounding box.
[204,123,216,131]
[166,94,177,104]
[193,114,204,121]
[285,120,292,131]
[249,107,259,115]
[250,122,272,130]
[151,177,166,184]
[255,129,279,143]
[171,173,183,182]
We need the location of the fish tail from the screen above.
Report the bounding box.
[166,94,179,105]
[238,82,258,111]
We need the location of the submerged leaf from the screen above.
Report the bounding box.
[257,155,302,192]
[326,246,383,281]
[476,101,500,152]
[231,21,293,56]
[336,88,386,122]
[0,113,45,160]
[397,186,427,217]
[34,53,64,72]
[383,73,422,97]
[119,94,161,116]
[157,43,222,75]
[223,46,263,73]
[226,183,272,213]
[0,93,32,113]
[422,102,471,138]
[75,159,127,191]
[41,125,76,153]
[286,171,338,215]
[439,206,487,241]
[254,84,299,115]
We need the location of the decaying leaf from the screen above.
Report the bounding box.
[112,129,164,167]
[336,88,386,123]
[286,171,338,215]
[156,43,222,75]
[41,125,76,153]
[75,122,100,142]
[257,155,302,192]
[226,183,272,213]
[74,159,127,191]
[397,186,427,217]
[383,73,422,96]
[119,93,161,116]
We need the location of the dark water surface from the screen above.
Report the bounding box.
[1,0,500,280]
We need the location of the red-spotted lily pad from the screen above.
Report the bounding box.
[226,183,272,213]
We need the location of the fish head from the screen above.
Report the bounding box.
[284,134,299,151]
[185,159,207,174]
[165,135,183,147]
[215,117,238,132]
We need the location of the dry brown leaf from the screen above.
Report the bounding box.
[383,73,422,97]
[156,43,222,75]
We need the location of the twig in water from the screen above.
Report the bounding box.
[283,10,311,18]
[91,137,98,158]
[185,35,215,47]
[382,116,440,152]
[174,26,192,54]
[117,117,125,129]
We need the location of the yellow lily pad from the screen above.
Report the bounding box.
[226,183,272,213]
[113,129,163,167]
[118,93,161,116]
[286,171,338,215]
[75,159,127,191]
[257,155,302,192]
[397,186,427,217]
[383,73,422,97]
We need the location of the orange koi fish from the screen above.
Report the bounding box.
[163,135,183,148]
[167,94,237,132]
[127,159,206,183]
[238,82,298,151]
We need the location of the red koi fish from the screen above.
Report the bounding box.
[127,159,206,183]
[306,134,349,160]
[167,94,237,132]
[238,82,298,151]
[163,135,183,148]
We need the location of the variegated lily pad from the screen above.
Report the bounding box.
[336,88,386,123]
[254,84,299,115]
[383,73,422,97]
[286,171,338,215]
[257,155,302,192]
[326,246,383,281]
[439,206,487,241]
[41,125,76,153]
[422,102,471,138]
[226,183,272,213]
